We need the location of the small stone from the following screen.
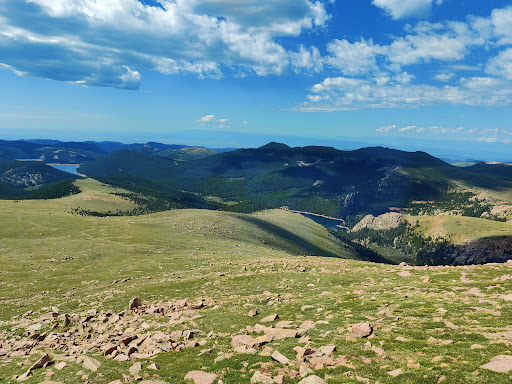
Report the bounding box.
[398,271,412,277]
[54,362,67,370]
[471,344,485,349]
[147,363,160,370]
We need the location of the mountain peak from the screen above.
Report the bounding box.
[259,142,290,150]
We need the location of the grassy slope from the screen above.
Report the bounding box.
[0,179,355,320]
[1,180,512,383]
[415,215,512,244]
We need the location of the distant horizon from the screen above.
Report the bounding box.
[2,129,512,163]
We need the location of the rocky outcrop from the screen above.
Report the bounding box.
[351,213,404,232]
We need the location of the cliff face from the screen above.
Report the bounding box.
[452,236,512,265]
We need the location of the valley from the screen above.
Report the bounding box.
[1,142,512,383]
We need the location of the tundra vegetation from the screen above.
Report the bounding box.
[1,179,512,383]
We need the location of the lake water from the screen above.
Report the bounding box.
[48,164,80,175]
[300,213,347,231]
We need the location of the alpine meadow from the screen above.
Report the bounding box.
[2,1,512,384]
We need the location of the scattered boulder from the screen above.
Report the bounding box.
[387,368,402,377]
[78,356,101,372]
[319,346,336,356]
[251,371,275,383]
[231,335,264,349]
[29,354,53,371]
[129,362,142,376]
[481,355,512,373]
[54,362,67,370]
[184,370,218,384]
[248,309,258,317]
[129,297,142,310]
[261,314,279,322]
[298,375,326,384]
[271,350,290,365]
[350,323,373,338]
[264,327,298,341]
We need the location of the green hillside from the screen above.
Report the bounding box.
[1,179,512,383]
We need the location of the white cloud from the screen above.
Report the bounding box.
[289,45,324,73]
[372,0,442,20]
[387,21,484,67]
[326,39,384,75]
[395,71,415,84]
[486,48,512,80]
[0,0,330,88]
[376,125,396,132]
[197,114,216,125]
[491,6,512,46]
[196,114,233,128]
[301,75,512,111]
[434,72,455,82]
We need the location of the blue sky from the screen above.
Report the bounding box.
[1,0,512,154]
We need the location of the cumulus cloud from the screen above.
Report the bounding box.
[372,0,443,20]
[386,21,485,67]
[326,39,384,75]
[491,6,512,45]
[0,0,330,88]
[295,5,512,110]
[486,48,512,80]
[300,75,512,111]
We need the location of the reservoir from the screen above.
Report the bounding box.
[299,213,347,231]
[48,163,80,175]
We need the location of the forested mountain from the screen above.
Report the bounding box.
[78,143,459,218]
[0,159,77,198]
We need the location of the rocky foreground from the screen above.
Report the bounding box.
[2,259,512,383]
